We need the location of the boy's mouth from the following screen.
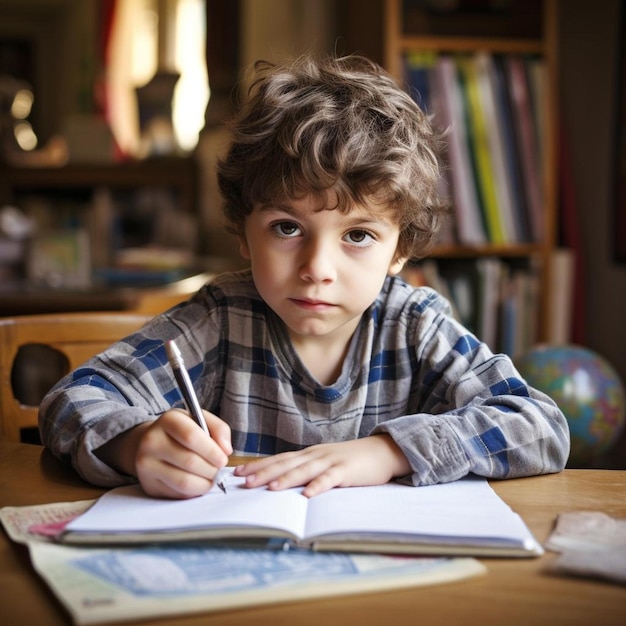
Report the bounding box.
[290,297,335,310]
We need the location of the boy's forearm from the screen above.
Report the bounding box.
[374,433,412,478]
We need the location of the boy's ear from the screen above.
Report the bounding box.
[388,254,407,276]
[239,236,251,260]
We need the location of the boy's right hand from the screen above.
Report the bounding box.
[135,409,232,498]
[132,409,232,499]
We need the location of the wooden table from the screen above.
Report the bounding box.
[1,442,625,626]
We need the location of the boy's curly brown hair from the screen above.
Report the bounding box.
[217,54,449,260]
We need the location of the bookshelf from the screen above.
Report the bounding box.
[0,158,197,217]
[345,0,559,355]
[0,157,201,305]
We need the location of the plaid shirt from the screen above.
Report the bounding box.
[40,270,570,487]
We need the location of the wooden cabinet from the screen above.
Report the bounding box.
[341,0,560,353]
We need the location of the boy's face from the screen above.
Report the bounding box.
[240,193,405,349]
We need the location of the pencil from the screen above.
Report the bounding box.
[165,339,227,494]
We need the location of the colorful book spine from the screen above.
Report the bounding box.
[476,257,502,350]
[525,57,547,174]
[457,55,506,244]
[403,51,437,112]
[505,56,544,243]
[491,55,532,243]
[473,53,519,243]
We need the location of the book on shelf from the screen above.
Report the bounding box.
[491,55,533,243]
[403,51,437,112]
[476,257,503,351]
[473,53,521,243]
[454,55,491,242]
[547,247,575,346]
[525,56,547,175]
[59,469,544,558]
[429,56,488,245]
[498,268,523,358]
[519,265,540,355]
[504,56,544,243]
[457,55,506,244]
[498,263,540,358]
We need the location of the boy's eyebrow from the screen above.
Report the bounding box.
[257,202,296,214]
[345,215,396,231]
[258,202,396,229]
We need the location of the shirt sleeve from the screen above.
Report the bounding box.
[38,296,220,487]
[373,290,571,486]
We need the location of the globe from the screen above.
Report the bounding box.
[515,345,626,467]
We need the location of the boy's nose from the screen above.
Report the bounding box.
[298,238,337,283]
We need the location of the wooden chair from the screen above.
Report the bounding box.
[128,271,214,314]
[0,312,152,442]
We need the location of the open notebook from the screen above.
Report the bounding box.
[61,471,543,558]
[1,498,487,625]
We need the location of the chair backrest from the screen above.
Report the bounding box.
[0,312,152,442]
[129,271,214,314]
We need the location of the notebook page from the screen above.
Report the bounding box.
[304,477,535,546]
[66,469,310,539]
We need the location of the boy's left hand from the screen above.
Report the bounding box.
[233,434,411,497]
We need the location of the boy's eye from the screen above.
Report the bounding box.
[344,229,374,246]
[273,221,301,238]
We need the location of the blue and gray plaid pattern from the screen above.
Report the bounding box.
[40,270,570,487]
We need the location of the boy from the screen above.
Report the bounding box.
[39,54,570,499]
